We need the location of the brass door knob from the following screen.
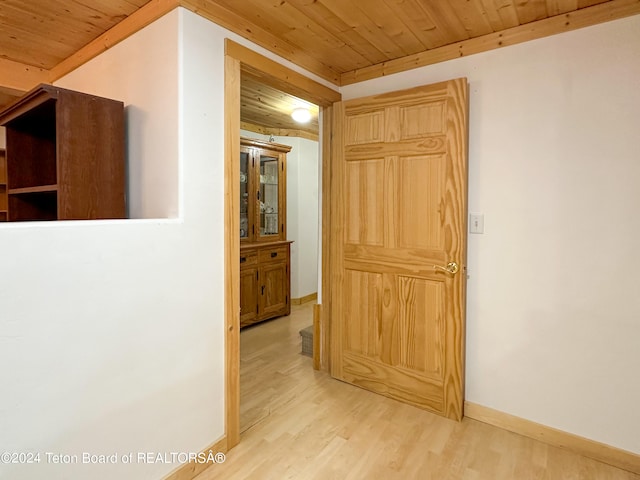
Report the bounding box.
[434,262,459,274]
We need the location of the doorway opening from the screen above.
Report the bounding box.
[239,75,320,432]
[224,39,341,449]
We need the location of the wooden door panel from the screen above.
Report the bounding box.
[345,154,444,252]
[240,266,258,326]
[399,101,446,139]
[397,154,444,250]
[260,262,288,317]
[341,351,444,410]
[343,269,382,358]
[345,159,384,246]
[396,275,444,376]
[343,272,445,377]
[331,79,468,421]
[345,110,384,145]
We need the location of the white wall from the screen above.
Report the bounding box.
[341,15,640,454]
[284,136,320,300]
[0,9,225,480]
[240,131,320,300]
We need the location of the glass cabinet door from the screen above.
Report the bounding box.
[240,149,250,240]
[240,138,289,243]
[259,153,279,238]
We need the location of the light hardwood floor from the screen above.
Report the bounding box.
[195,304,639,480]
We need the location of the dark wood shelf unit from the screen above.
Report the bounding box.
[9,191,58,221]
[0,84,125,222]
[5,98,57,190]
[0,148,6,221]
[9,184,58,194]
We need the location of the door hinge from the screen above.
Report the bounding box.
[281,162,284,171]
[281,224,284,233]
[256,304,259,314]
[256,271,259,280]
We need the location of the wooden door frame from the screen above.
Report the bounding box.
[224,39,340,449]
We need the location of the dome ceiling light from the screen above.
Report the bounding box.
[291,107,312,124]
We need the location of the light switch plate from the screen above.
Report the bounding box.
[470,213,484,234]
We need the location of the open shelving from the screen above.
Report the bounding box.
[0,149,7,221]
[0,84,125,222]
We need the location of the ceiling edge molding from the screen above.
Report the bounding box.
[241,122,319,142]
[0,58,48,93]
[48,0,180,83]
[181,0,341,86]
[340,0,640,85]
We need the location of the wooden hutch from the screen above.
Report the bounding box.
[240,137,292,328]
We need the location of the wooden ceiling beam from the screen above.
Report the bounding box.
[48,0,180,83]
[0,58,48,94]
[341,0,640,85]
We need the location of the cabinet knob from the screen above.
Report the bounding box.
[271,252,278,258]
[240,257,246,263]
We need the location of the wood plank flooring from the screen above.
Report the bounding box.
[195,303,639,480]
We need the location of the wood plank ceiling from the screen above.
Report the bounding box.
[1,0,639,132]
[241,72,320,138]
[0,0,150,69]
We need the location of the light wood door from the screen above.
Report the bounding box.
[330,78,468,420]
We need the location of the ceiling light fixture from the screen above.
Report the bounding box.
[291,107,312,124]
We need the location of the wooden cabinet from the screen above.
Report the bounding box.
[240,137,290,243]
[239,251,259,326]
[240,241,291,328]
[0,84,125,221]
[0,149,6,222]
[239,136,293,328]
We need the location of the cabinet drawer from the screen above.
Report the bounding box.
[240,251,258,266]
[258,246,288,263]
